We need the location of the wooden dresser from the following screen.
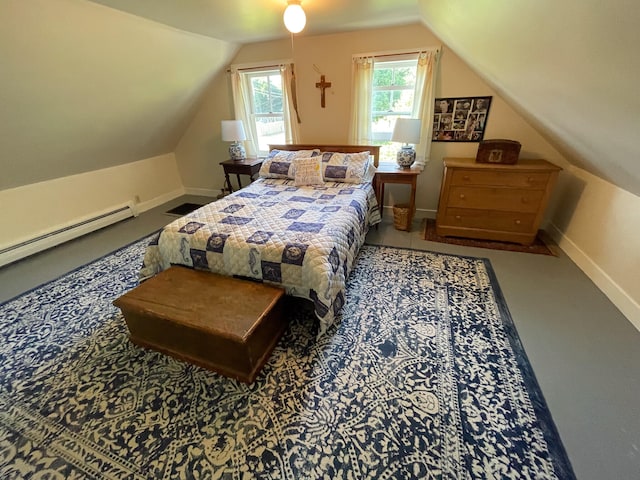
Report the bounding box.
[435,158,561,245]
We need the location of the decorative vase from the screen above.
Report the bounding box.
[229,142,246,161]
[396,146,416,169]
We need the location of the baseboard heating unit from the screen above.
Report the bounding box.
[0,202,138,268]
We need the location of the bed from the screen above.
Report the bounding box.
[139,144,381,335]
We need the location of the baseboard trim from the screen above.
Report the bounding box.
[184,187,221,198]
[136,188,186,214]
[547,221,640,332]
[382,206,436,220]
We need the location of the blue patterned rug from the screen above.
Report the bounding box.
[0,238,575,479]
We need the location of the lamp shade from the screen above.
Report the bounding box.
[391,118,422,145]
[284,1,306,34]
[221,120,246,142]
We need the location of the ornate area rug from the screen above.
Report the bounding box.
[0,239,575,479]
[423,218,556,256]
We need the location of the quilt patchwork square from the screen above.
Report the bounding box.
[287,222,324,234]
[206,233,228,253]
[282,243,308,266]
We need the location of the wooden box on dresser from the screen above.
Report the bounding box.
[435,158,561,245]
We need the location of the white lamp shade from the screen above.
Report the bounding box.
[221,120,246,142]
[392,118,422,145]
[284,2,306,34]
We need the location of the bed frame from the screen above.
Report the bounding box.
[269,144,381,167]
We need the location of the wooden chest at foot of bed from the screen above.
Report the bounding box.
[113,266,286,383]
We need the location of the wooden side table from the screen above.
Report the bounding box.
[220,158,263,192]
[373,164,421,230]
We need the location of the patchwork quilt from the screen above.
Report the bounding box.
[140,178,381,334]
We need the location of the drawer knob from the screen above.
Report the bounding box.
[515,219,521,225]
[521,197,529,204]
[463,175,470,181]
[455,215,462,220]
[459,194,465,199]
[527,177,535,183]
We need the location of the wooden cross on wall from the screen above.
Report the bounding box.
[315,75,332,108]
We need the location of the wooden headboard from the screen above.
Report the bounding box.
[268,144,381,167]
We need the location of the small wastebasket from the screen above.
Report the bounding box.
[393,204,411,231]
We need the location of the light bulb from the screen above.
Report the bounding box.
[284,2,306,34]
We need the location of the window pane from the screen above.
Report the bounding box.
[255,115,284,153]
[250,74,283,115]
[373,68,393,87]
[371,58,418,163]
[391,67,415,87]
[372,91,391,114]
[268,75,283,113]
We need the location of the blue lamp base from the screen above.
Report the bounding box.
[229,142,246,161]
[396,145,416,169]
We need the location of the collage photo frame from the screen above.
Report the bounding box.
[432,96,492,142]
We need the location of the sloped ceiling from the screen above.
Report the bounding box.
[0,0,238,190]
[3,0,639,197]
[86,0,421,43]
[417,0,640,197]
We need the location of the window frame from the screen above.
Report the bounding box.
[244,69,286,155]
[370,56,420,163]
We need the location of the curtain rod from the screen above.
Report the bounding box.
[227,64,286,73]
[352,46,441,59]
[227,59,294,73]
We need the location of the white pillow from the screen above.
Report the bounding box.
[293,156,324,186]
[362,161,377,183]
[259,149,321,179]
[320,151,371,183]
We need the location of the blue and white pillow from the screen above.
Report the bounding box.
[259,149,321,179]
[321,151,371,183]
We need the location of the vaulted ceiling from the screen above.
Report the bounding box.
[2,0,638,197]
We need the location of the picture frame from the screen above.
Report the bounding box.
[432,96,492,142]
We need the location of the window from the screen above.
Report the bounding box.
[246,70,285,153]
[229,63,300,157]
[371,58,419,162]
[350,49,439,167]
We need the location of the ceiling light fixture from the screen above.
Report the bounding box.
[284,0,306,34]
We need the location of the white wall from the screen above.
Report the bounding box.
[547,170,640,330]
[0,154,184,250]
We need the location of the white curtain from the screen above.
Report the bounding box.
[412,49,440,167]
[280,63,301,143]
[348,55,374,145]
[229,68,258,158]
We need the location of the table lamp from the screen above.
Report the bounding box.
[221,120,247,160]
[391,118,422,168]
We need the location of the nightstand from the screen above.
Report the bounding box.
[373,164,421,229]
[220,158,263,193]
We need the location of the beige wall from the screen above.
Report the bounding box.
[547,169,640,329]
[0,0,236,190]
[0,154,184,250]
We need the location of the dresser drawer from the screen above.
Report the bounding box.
[447,186,544,213]
[450,169,551,189]
[442,208,536,233]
